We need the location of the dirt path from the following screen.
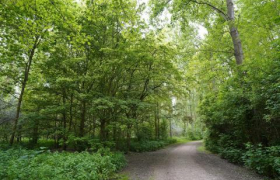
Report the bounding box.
[122,141,264,180]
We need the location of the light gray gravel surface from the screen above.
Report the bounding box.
[122,141,265,180]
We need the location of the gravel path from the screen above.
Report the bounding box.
[122,141,264,180]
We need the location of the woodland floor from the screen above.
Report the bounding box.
[122,141,264,180]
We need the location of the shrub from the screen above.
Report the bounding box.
[130,140,165,152]
[130,139,177,152]
[166,138,177,144]
[66,135,91,151]
[220,147,244,164]
[186,130,203,140]
[136,123,153,141]
[242,144,280,178]
[0,148,126,180]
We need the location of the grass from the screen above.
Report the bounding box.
[197,142,211,154]
[172,137,191,144]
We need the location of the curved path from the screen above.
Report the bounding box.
[122,141,264,180]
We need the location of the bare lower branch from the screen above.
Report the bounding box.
[185,49,233,54]
[189,0,228,20]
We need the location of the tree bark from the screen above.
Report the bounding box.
[190,0,244,65]
[100,118,106,141]
[226,0,244,65]
[79,100,86,137]
[10,36,40,145]
[31,116,39,145]
[154,106,158,140]
[169,118,172,138]
[126,124,132,152]
[62,90,67,150]
[68,93,73,131]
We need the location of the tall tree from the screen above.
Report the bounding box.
[150,0,244,65]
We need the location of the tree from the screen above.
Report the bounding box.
[150,0,244,65]
[0,0,77,145]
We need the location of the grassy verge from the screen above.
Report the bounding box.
[172,137,191,144]
[129,137,193,153]
[197,141,211,154]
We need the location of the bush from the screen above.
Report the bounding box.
[136,123,154,141]
[130,139,177,152]
[0,148,126,180]
[66,135,92,151]
[242,144,280,178]
[166,138,177,144]
[220,147,244,164]
[130,140,165,152]
[186,130,203,140]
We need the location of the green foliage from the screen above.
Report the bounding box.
[197,143,211,154]
[171,137,189,144]
[194,1,280,178]
[136,123,154,141]
[0,0,185,153]
[0,148,126,180]
[200,43,280,178]
[220,147,244,164]
[130,138,177,152]
[1,0,278,178]
[65,135,92,151]
[159,119,169,139]
[242,144,280,178]
[186,128,203,141]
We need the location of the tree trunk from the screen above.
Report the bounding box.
[183,121,186,136]
[226,0,244,65]
[126,124,132,152]
[154,108,158,140]
[169,118,172,138]
[92,117,96,137]
[100,119,106,141]
[31,107,40,145]
[31,119,39,145]
[79,101,86,137]
[10,37,39,145]
[68,93,73,132]
[62,90,67,150]
[157,103,160,139]
[190,0,244,65]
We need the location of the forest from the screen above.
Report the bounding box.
[0,0,279,179]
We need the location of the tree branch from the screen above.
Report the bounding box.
[185,49,233,54]
[189,0,228,20]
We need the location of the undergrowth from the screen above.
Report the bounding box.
[0,147,126,180]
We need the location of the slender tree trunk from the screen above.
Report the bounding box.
[183,121,186,136]
[113,123,116,141]
[157,103,160,139]
[126,108,137,151]
[31,118,39,145]
[154,102,160,140]
[92,116,96,137]
[79,101,86,137]
[169,118,172,138]
[100,119,106,141]
[68,93,73,132]
[157,115,160,139]
[126,124,132,152]
[154,108,158,140]
[226,0,244,65]
[55,114,59,148]
[190,0,244,65]
[62,90,67,150]
[31,106,40,145]
[10,37,39,145]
